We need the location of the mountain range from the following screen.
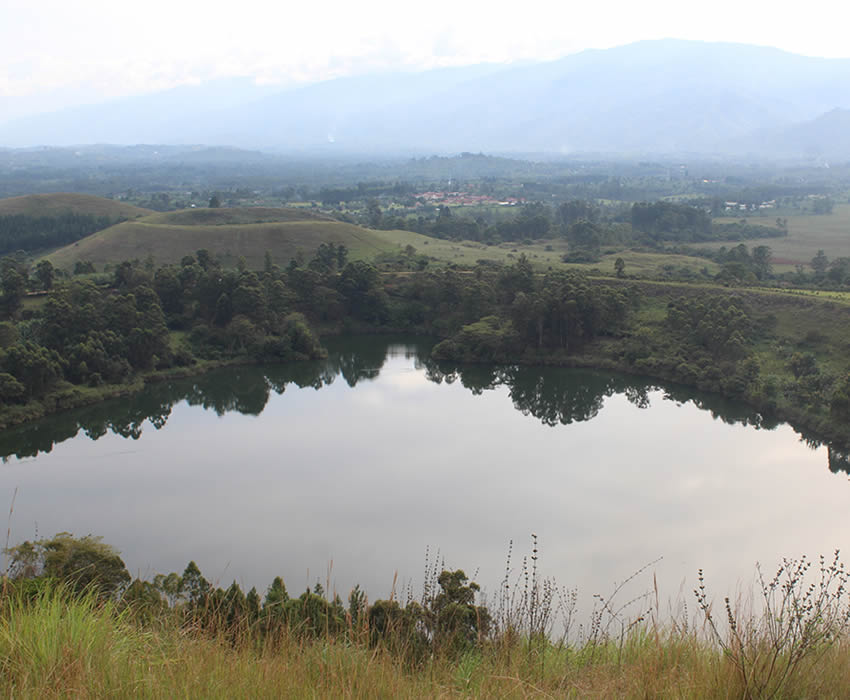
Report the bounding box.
[2,40,849,158]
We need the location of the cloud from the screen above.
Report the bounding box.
[2,0,849,111]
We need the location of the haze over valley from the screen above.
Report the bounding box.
[2,40,850,159]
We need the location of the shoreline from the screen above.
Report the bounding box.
[1,328,847,454]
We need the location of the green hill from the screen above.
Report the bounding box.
[44,204,723,277]
[45,207,406,269]
[140,207,332,226]
[0,193,150,218]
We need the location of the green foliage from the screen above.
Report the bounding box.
[619,293,767,401]
[495,253,534,303]
[632,201,711,241]
[338,261,388,323]
[0,341,64,400]
[614,257,626,278]
[433,315,519,363]
[812,249,829,277]
[557,199,599,229]
[368,599,429,661]
[152,572,183,607]
[180,561,210,606]
[435,265,636,363]
[5,533,131,597]
[282,590,346,638]
[6,533,850,697]
[0,371,25,401]
[665,295,752,360]
[564,219,602,259]
[789,352,819,379]
[428,570,491,658]
[0,212,117,256]
[0,257,27,317]
[122,579,168,621]
[830,374,850,420]
[711,221,787,241]
[34,260,55,291]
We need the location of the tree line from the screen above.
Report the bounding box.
[360,198,786,256]
[0,213,120,256]
[3,244,850,447]
[6,533,491,663]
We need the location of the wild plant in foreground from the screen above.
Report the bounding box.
[493,536,565,648]
[695,550,850,699]
[0,581,148,694]
[581,558,658,666]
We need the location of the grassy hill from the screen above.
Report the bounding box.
[45,207,407,269]
[44,204,722,278]
[140,207,333,226]
[0,193,150,219]
[369,228,718,277]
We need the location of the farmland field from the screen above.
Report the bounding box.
[709,203,850,270]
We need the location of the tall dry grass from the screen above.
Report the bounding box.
[5,563,850,698]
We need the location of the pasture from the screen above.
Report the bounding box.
[710,204,850,270]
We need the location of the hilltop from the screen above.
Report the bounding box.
[45,206,405,269]
[0,193,150,218]
[139,207,333,226]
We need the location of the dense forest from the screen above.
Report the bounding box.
[2,240,850,447]
[0,212,120,256]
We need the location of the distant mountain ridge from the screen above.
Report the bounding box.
[755,109,850,159]
[2,40,850,158]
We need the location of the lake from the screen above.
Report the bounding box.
[1,336,848,621]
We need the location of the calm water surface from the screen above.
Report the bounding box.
[2,336,849,613]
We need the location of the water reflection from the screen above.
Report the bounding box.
[828,447,850,475]
[0,336,840,471]
[2,335,849,615]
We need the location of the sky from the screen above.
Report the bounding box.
[2,0,850,121]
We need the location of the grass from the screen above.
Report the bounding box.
[45,217,404,270]
[44,214,579,273]
[0,586,438,698]
[4,534,850,698]
[596,250,719,278]
[5,565,850,698]
[372,230,719,278]
[0,193,150,219]
[707,203,850,270]
[0,585,148,696]
[33,200,721,278]
[371,229,571,269]
[141,207,333,226]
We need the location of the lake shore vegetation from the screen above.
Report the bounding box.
[2,237,850,448]
[3,534,850,698]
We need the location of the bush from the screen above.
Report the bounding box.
[5,533,131,598]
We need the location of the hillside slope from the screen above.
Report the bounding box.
[762,108,850,159]
[45,207,404,269]
[0,193,151,218]
[140,207,334,226]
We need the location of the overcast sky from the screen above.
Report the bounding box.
[2,0,849,120]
